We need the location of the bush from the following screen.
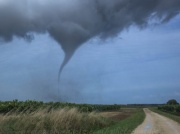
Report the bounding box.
[175,105,180,113]
[167,99,179,105]
[158,105,180,116]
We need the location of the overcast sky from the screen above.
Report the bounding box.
[0,0,180,104]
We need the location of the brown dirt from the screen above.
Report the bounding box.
[132,108,180,134]
[99,111,131,121]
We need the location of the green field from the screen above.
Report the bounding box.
[93,108,145,134]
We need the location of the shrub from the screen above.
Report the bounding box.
[167,99,179,105]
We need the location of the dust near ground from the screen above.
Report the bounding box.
[132,108,180,134]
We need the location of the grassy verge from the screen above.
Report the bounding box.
[150,107,180,123]
[93,108,145,134]
[0,108,111,134]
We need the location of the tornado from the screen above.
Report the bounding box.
[0,0,180,92]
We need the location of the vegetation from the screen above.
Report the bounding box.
[157,105,180,116]
[149,99,180,123]
[0,100,121,113]
[150,107,180,123]
[93,108,145,134]
[156,99,180,116]
[166,99,179,105]
[0,108,111,134]
[0,100,145,134]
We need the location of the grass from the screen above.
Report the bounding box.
[0,108,111,134]
[93,108,145,134]
[150,107,180,124]
[0,108,145,134]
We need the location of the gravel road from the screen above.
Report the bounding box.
[132,108,180,134]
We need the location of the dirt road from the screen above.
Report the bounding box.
[132,108,180,134]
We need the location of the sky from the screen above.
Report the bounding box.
[0,0,180,104]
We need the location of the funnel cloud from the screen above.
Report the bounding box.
[0,0,180,80]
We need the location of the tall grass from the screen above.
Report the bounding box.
[0,107,145,134]
[0,108,111,134]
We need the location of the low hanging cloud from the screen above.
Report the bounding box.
[0,0,180,79]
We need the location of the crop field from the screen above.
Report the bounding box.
[0,100,121,114]
[0,100,145,134]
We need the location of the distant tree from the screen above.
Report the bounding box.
[167,99,179,105]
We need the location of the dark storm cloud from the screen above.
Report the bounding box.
[0,0,180,76]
